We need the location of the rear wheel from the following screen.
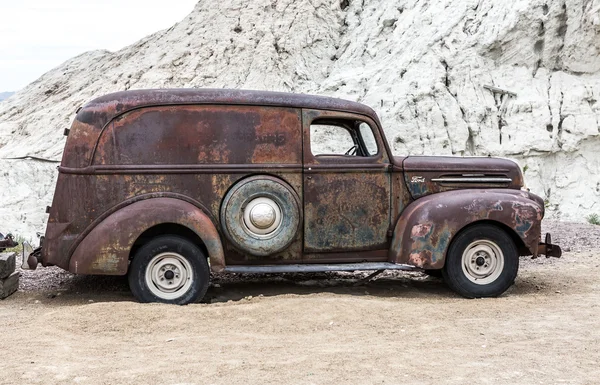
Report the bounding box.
[128,235,210,305]
[442,225,518,298]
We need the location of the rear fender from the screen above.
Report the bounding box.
[389,189,543,269]
[69,198,225,275]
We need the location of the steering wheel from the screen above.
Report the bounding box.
[344,144,358,156]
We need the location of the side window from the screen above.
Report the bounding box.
[310,120,379,157]
[358,122,378,156]
[310,123,356,156]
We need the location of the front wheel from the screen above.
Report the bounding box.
[442,225,519,298]
[128,235,210,305]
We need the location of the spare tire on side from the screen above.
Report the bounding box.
[220,175,301,256]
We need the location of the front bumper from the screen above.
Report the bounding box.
[537,233,562,258]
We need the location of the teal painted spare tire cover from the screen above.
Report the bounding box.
[220,175,301,257]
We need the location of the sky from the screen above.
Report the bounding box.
[0,0,198,92]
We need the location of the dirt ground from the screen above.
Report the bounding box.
[1,221,599,384]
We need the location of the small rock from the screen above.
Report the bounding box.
[245,295,253,300]
[213,283,221,288]
[0,271,19,299]
[166,338,174,342]
[382,18,397,28]
[0,253,17,279]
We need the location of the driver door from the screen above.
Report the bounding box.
[302,109,392,262]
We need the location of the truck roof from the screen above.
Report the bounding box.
[80,88,378,125]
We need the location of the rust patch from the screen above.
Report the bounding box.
[89,252,121,274]
[411,223,432,238]
[408,250,432,268]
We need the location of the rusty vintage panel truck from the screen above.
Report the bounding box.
[23,89,561,304]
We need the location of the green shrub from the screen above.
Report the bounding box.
[587,213,600,226]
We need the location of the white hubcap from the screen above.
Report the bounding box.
[243,197,282,237]
[461,240,504,285]
[145,252,193,300]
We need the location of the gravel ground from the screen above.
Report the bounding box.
[1,220,598,384]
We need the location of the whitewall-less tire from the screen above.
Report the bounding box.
[128,235,210,305]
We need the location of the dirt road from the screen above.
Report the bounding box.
[1,222,599,384]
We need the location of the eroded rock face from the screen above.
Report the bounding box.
[0,0,599,237]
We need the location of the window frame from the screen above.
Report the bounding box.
[308,118,381,159]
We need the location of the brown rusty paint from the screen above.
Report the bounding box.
[301,108,392,255]
[389,188,544,269]
[69,198,225,275]
[402,156,524,200]
[93,105,302,166]
[43,91,312,271]
[61,89,378,169]
[303,171,391,252]
[0,234,18,250]
[40,88,556,281]
[303,249,389,263]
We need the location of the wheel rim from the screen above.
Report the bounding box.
[145,252,194,300]
[461,240,505,285]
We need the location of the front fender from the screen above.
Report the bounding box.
[389,189,543,269]
[69,197,225,275]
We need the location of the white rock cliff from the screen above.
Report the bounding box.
[1,0,599,238]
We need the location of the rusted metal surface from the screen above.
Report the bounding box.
[43,95,307,271]
[302,109,392,254]
[61,89,378,169]
[93,105,302,165]
[69,198,225,275]
[39,88,557,281]
[389,188,545,269]
[224,262,418,274]
[0,233,17,251]
[402,156,524,200]
[538,233,562,258]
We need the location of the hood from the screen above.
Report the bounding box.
[396,156,524,200]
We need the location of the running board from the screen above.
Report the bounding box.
[223,262,420,274]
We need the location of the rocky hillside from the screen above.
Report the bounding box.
[1,0,599,237]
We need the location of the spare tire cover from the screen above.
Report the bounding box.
[220,176,301,256]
